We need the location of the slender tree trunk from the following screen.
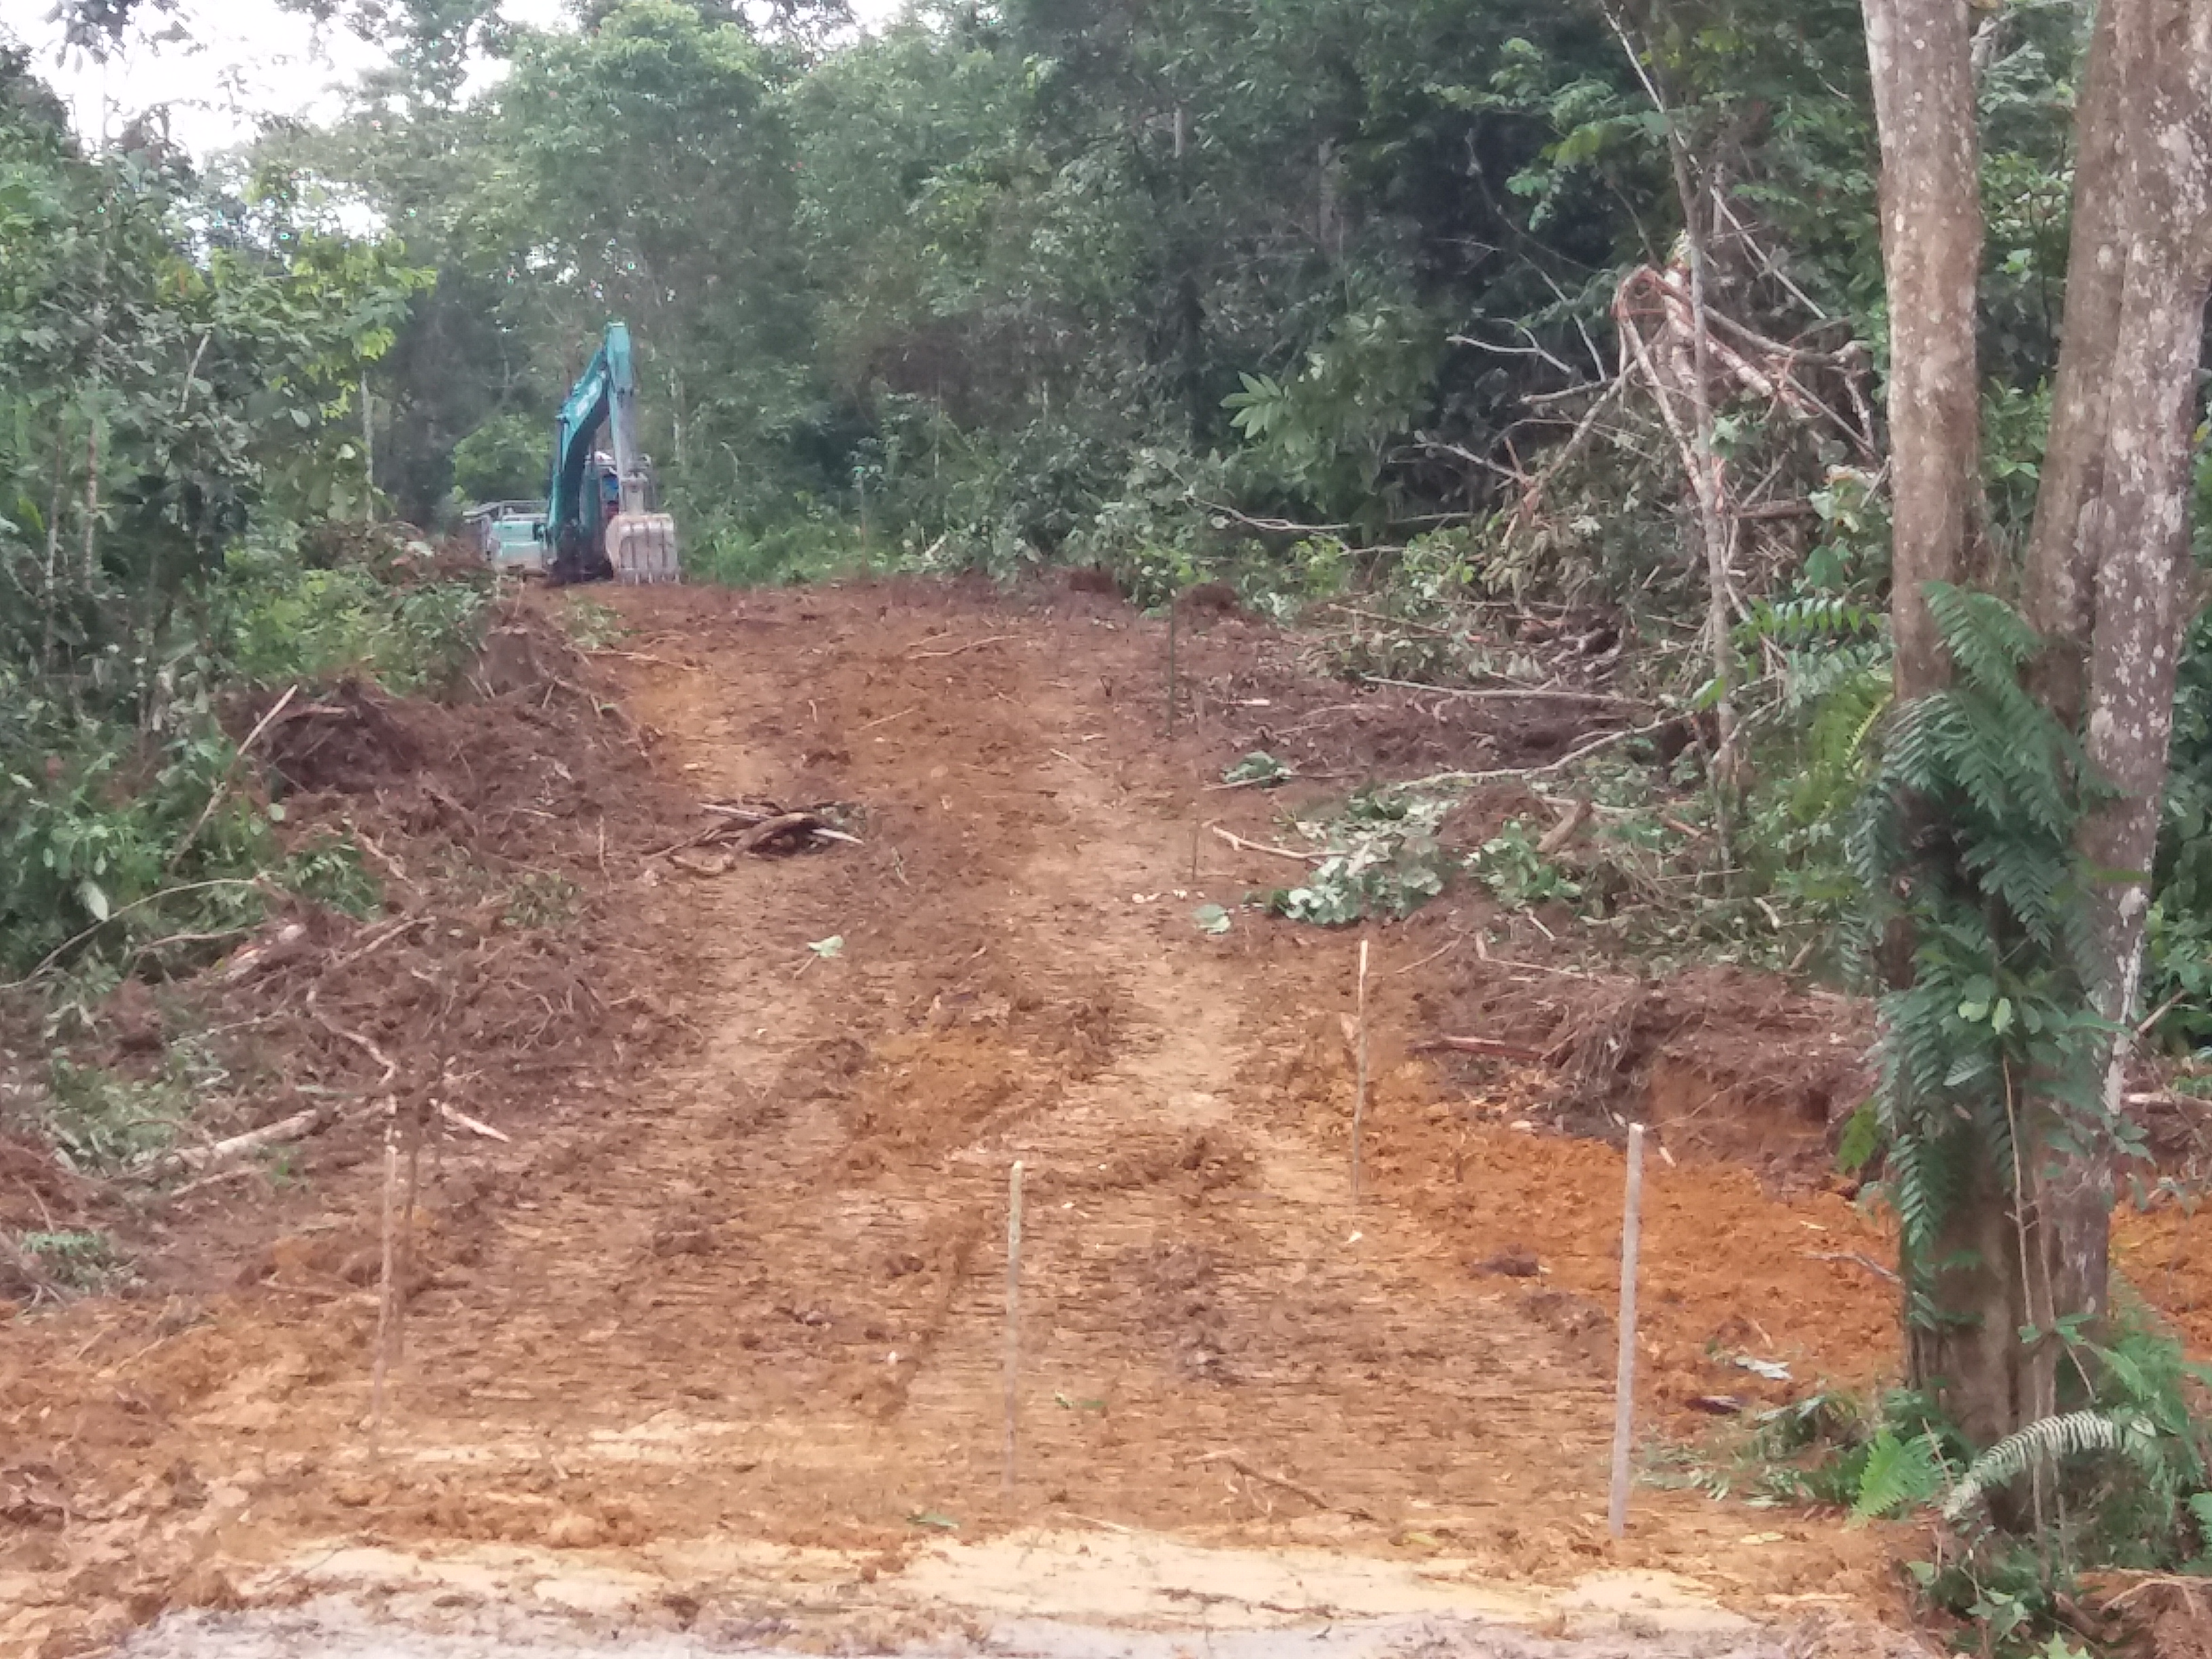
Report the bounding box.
[1862,0,1984,704]
[81,413,101,586]
[81,218,108,589]
[2022,0,2128,697]
[40,425,67,671]
[361,369,377,520]
[1172,104,1206,447]
[1603,8,1742,851]
[1669,170,1741,865]
[1860,0,2003,1446]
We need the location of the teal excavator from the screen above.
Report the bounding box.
[540,321,680,584]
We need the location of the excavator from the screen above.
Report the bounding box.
[539,321,680,584]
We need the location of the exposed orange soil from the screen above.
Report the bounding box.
[3,577,2203,1654]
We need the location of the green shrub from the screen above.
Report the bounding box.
[14,1228,134,1294]
[1712,1299,2212,1654]
[216,556,490,695]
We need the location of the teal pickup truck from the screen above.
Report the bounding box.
[464,501,547,573]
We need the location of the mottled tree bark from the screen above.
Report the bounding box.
[1862,0,1982,704]
[2026,1,2212,1368]
[1860,0,2001,1441]
[1862,0,2212,1448]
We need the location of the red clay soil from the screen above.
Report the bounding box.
[0,577,2204,1654]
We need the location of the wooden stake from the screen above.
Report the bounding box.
[1608,1123,1647,1539]
[1351,939,1370,1201]
[1166,600,1179,737]
[1003,1160,1025,1500]
[370,1103,400,1450]
[394,1103,425,1359]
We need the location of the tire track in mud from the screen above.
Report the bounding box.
[0,583,1908,1655]
[365,588,1672,1546]
[295,588,1617,1536]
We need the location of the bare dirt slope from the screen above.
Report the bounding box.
[3,581,1942,1657]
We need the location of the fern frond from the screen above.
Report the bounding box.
[1737,595,1881,651]
[2188,1490,2212,1544]
[1925,581,2039,686]
[1853,1427,1946,1521]
[1940,1410,2158,1522]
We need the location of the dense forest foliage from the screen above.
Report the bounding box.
[299,0,1893,583]
[0,36,483,986]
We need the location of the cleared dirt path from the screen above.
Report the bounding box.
[2,583,1914,1657]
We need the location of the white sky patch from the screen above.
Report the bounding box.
[0,0,897,159]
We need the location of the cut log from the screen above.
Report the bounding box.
[1416,1036,1551,1063]
[139,1104,336,1178]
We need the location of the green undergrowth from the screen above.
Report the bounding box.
[10,1228,136,1296]
[679,509,899,588]
[1654,1296,2212,1654]
[1,529,484,985]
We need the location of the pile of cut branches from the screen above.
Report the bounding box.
[655,800,863,874]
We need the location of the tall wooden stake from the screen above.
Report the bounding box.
[1003,1160,1025,1500]
[370,1102,400,1451]
[1351,939,1370,1200]
[1608,1124,1647,1539]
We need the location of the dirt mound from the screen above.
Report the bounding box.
[13,600,699,1305]
[1416,958,1875,1180]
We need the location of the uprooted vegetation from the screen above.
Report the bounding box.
[0,534,697,1310]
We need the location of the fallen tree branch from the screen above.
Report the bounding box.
[138,1103,339,1179]
[1360,674,1640,706]
[907,635,1011,661]
[1401,716,1680,791]
[327,915,426,972]
[1322,603,1458,638]
[222,921,309,985]
[1208,823,1326,863]
[0,878,272,991]
[1538,797,1593,857]
[1414,1036,1551,1063]
[1803,1249,1900,1286]
[439,1103,512,1144]
[2125,1089,2212,1113]
[167,684,300,876]
[653,802,860,857]
[1194,1452,1372,1520]
[734,812,863,853]
[1189,499,1355,537]
[313,1011,399,1085]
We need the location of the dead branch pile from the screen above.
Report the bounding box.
[654,800,863,874]
[2,599,701,1274]
[1491,260,1879,602]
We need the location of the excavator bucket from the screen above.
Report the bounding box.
[608,512,680,584]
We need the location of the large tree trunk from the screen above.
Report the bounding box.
[2023,0,2212,1361]
[1862,0,2212,1448]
